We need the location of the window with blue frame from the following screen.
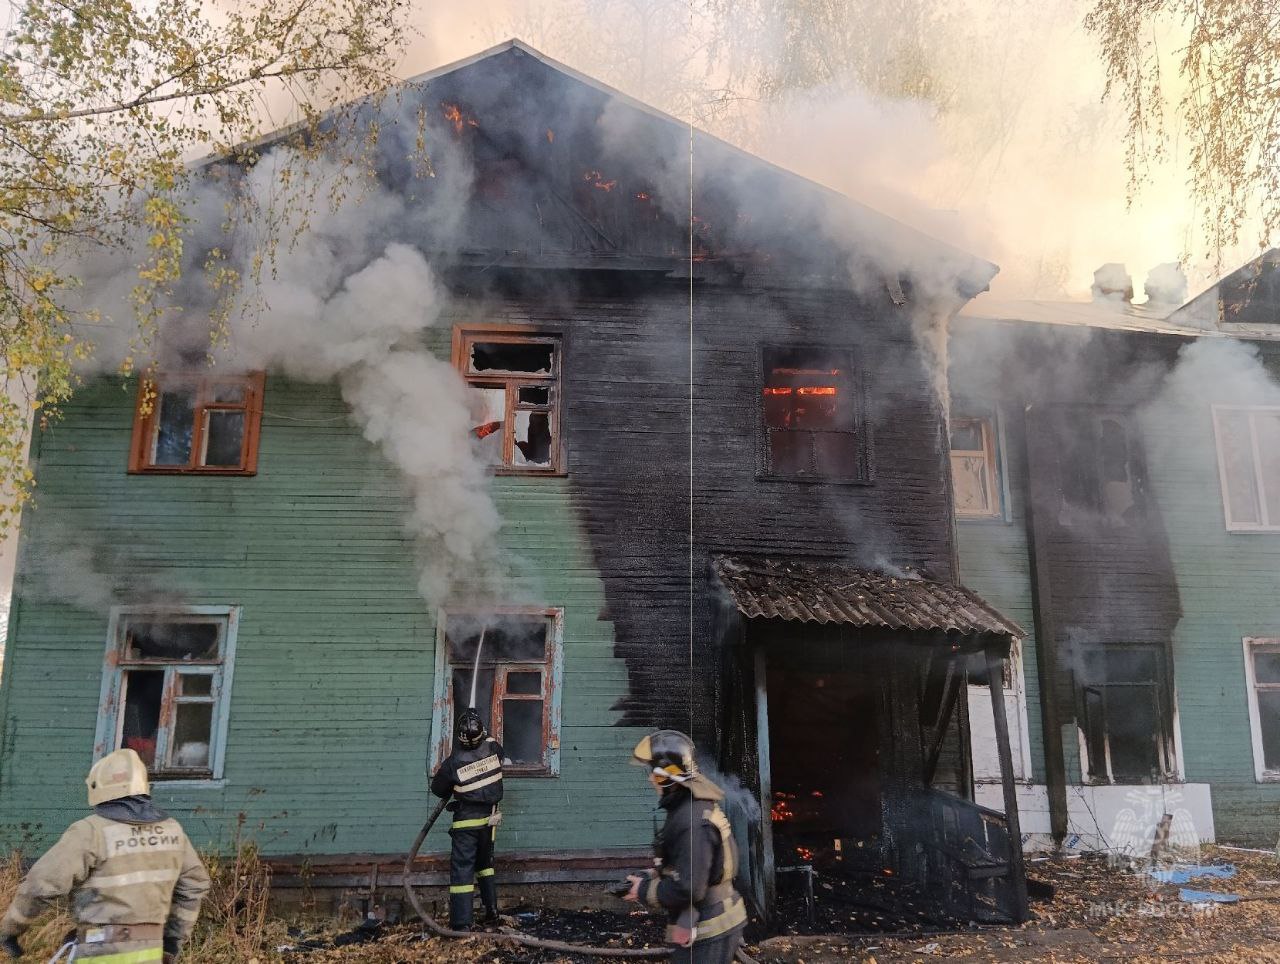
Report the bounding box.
[95,607,239,781]
[950,406,1005,520]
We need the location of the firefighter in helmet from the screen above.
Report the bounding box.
[430,708,505,931]
[0,748,211,962]
[624,730,747,963]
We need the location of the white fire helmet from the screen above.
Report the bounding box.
[86,748,150,806]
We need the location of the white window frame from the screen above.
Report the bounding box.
[1212,405,1280,532]
[93,606,240,786]
[429,607,564,778]
[1243,637,1280,782]
[950,406,1009,522]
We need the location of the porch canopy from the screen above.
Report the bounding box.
[712,555,1025,652]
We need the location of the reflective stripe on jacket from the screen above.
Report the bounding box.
[0,814,211,950]
[430,738,505,820]
[643,784,748,945]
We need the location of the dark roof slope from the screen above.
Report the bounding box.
[211,40,998,295]
[713,554,1024,640]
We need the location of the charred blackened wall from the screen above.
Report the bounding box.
[952,321,1184,781]
[452,270,957,745]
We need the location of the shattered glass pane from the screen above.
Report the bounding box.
[202,410,245,467]
[505,671,541,696]
[1259,690,1280,770]
[179,673,213,696]
[125,621,220,661]
[502,699,544,765]
[1255,412,1280,523]
[207,382,246,404]
[447,614,549,664]
[1254,649,1280,685]
[513,411,552,467]
[451,667,495,732]
[518,386,550,405]
[1103,684,1161,781]
[950,419,985,452]
[471,386,506,465]
[767,429,811,475]
[171,703,213,769]
[952,454,992,515]
[469,341,554,375]
[1218,410,1261,524]
[121,670,163,766]
[153,389,196,465]
[811,432,859,477]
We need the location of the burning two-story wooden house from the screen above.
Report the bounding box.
[0,40,1036,925]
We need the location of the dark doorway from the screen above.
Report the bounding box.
[766,643,882,869]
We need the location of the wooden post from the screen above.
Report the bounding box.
[754,643,776,916]
[1022,402,1069,846]
[987,643,1030,923]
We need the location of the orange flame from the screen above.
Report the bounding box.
[474,421,502,440]
[583,170,617,191]
[796,847,814,862]
[635,191,651,201]
[546,128,554,143]
[798,387,837,396]
[441,102,478,135]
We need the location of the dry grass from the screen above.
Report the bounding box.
[183,841,290,963]
[0,843,288,963]
[0,852,75,960]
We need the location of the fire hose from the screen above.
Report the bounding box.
[402,796,668,959]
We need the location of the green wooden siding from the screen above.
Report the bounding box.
[0,376,653,857]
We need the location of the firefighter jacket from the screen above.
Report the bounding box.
[0,807,210,951]
[431,737,505,822]
[641,777,748,945]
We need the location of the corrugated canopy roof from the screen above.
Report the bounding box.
[713,555,1025,640]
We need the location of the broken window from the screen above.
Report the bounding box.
[455,329,560,473]
[1057,411,1141,528]
[760,346,866,481]
[950,411,1003,519]
[129,372,265,474]
[435,610,562,775]
[1213,406,1280,531]
[1077,645,1173,784]
[95,608,239,780]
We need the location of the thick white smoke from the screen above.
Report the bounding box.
[66,146,503,609]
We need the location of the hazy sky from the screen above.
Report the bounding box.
[365,0,1250,304]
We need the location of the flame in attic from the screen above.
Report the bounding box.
[441,101,479,135]
[582,170,617,191]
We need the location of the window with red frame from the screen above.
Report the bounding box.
[129,372,265,474]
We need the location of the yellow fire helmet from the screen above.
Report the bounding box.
[86,748,150,806]
[631,729,698,784]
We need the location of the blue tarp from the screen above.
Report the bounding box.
[1179,888,1240,904]
[1148,864,1237,885]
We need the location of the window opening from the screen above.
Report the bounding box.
[130,373,264,474]
[1245,639,1280,779]
[456,329,561,473]
[98,609,237,780]
[1078,645,1172,784]
[761,346,863,481]
[950,414,1002,519]
[441,611,558,774]
[1214,406,1280,530]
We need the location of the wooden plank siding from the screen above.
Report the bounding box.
[0,370,655,857]
[952,319,1280,843]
